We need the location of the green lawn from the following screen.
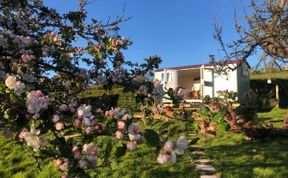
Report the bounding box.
[0,136,61,178]
[0,120,199,178]
[1,108,287,177]
[202,108,288,178]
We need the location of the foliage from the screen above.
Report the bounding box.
[193,91,248,141]
[79,87,139,111]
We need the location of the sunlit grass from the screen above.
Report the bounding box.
[203,108,288,178]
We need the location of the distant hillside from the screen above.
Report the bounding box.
[250,71,288,80]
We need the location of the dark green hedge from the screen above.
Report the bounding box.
[79,88,140,111]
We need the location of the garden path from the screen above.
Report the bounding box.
[191,145,220,178]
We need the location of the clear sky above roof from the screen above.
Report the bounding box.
[44,0,256,69]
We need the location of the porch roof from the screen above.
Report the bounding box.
[155,60,245,72]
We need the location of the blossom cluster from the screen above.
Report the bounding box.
[157,136,188,164]
[5,75,26,95]
[105,108,143,151]
[224,107,245,126]
[208,100,221,113]
[71,143,99,169]
[75,104,101,135]
[105,107,125,118]
[199,121,217,136]
[43,31,61,45]
[55,158,69,171]
[18,127,48,151]
[151,79,164,105]
[52,115,65,131]
[109,68,129,84]
[138,79,164,105]
[26,90,49,119]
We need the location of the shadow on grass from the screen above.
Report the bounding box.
[205,138,288,178]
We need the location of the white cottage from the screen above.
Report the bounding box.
[154,60,250,102]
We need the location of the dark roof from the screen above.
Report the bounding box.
[155,60,248,72]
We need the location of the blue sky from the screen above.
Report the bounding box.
[44,0,256,69]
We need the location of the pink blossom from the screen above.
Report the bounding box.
[55,122,64,131]
[74,151,82,160]
[128,124,141,134]
[126,141,137,151]
[115,131,124,140]
[128,133,141,141]
[157,153,171,164]
[201,128,207,134]
[20,54,35,63]
[59,104,68,111]
[136,136,144,144]
[72,145,80,153]
[26,90,49,114]
[105,108,123,118]
[52,115,60,123]
[5,75,25,95]
[74,118,82,128]
[82,116,96,127]
[139,85,148,96]
[121,114,130,121]
[163,141,174,152]
[55,159,62,167]
[61,175,68,178]
[230,111,237,118]
[231,119,237,125]
[84,126,94,135]
[83,143,98,156]
[176,136,188,150]
[96,108,103,113]
[77,104,92,118]
[59,158,69,171]
[224,115,230,122]
[22,127,47,151]
[117,121,125,129]
[94,124,101,130]
[18,128,28,140]
[32,113,40,119]
[78,160,87,169]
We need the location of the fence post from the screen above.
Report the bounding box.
[276,82,279,108]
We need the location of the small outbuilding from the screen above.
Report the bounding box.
[155,60,250,102]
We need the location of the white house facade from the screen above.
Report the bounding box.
[154,60,250,102]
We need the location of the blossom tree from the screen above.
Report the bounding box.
[0,0,167,176]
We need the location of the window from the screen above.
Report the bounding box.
[166,73,170,82]
[161,73,164,82]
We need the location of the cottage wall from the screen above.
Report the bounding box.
[213,68,238,96]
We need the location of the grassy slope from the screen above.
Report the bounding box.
[203,108,288,178]
[0,136,61,178]
[0,121,199,178]
[1,108,287,177]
